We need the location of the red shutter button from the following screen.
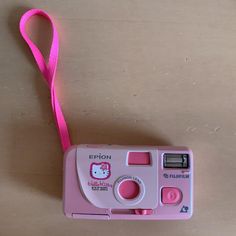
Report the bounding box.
[162,187,182,204]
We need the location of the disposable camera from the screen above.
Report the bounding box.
[63,145,193,220]
[19,9,194,221]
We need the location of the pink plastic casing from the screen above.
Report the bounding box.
[63,145,193,220]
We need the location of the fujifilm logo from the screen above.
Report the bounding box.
[89,153,112,160]
[163,173,189,179]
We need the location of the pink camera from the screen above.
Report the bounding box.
[63,145,193,220]
[19,9,194,221]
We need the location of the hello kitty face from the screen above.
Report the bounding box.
[90,162,111,180]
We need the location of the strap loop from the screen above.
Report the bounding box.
[19,9,71,152]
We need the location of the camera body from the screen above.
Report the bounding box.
[63,145,193,220]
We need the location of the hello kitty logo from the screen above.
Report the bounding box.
[90,162,111,180]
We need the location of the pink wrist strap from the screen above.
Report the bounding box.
[19,9,71,152]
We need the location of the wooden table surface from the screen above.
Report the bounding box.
[0,1,236,235]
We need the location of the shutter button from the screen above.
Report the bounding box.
[162,187,182,204]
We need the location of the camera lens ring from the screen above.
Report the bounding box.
[113,175,145,206]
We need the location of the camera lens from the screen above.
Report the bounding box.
[119,180,140,199]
